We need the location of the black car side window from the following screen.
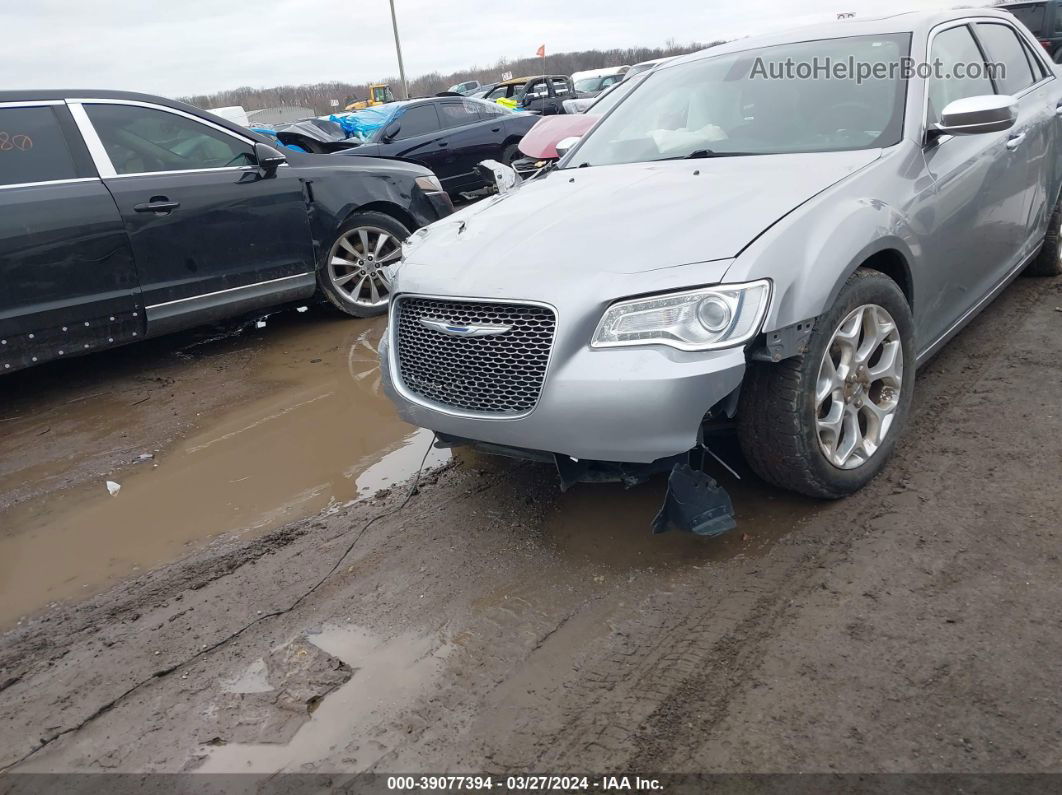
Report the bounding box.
[0,106,79,187]
[84,103,255,175]
[974,23,1037,95]
[392,105,441,140]
[438,101,481,129]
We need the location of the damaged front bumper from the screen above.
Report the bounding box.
[380,332,746,464]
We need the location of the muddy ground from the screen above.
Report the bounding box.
[1,275,1061,777]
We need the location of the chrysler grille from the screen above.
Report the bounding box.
[394,297,556,415]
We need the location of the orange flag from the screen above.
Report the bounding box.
[536,44,545,57]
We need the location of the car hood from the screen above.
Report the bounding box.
[402,149,881,277]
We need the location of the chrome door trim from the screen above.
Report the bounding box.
[0,177,100,192]
[144,272,313,310]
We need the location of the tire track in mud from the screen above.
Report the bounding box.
[529,278,1055,772]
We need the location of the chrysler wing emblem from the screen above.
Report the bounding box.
[419,317,512,337]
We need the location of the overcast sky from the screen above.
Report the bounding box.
[10,0,981,98]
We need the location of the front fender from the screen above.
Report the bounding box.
[724,195,920,334]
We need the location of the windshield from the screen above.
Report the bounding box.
[588,74,646,115]
[575,77,605,92]
[568,34,909,167]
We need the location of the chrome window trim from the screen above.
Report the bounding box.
[66,98,258,179]
[67,102,116,177]
[144,272,312,310]
[0,100,63,108]
[387,293,561,422]
[0,177,100,191]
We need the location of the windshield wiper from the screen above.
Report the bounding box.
[657,149,760,161]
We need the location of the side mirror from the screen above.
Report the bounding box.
[935,94,1016,137]
[475,159,521,195]
[382,121,401,142]
[555,136,582,159]
[254,142,287,176]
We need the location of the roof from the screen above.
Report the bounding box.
[663,7,1019,70]
[0,89,252,139]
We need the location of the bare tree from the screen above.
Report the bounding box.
[180,41,723,116]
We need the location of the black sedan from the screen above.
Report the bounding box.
[335,97,538,196]
[0,90,454,375]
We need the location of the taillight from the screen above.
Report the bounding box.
[1040,39,1052,50]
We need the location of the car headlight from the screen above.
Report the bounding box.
[591,280,771,351]
[415,175,444,193]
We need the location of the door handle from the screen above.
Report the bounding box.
[1055,104,1062,116]
[437,141,448,148]
[133,198,180,214]
[1006,131,1026,151]
[490,127,501,132]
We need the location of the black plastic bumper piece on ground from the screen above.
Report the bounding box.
[651,463,737,537]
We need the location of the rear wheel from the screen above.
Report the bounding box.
[738,269,915,498]
[1025,195,1062,277]
[318,212,409,318]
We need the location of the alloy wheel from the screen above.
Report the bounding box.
[815,303,904,470]
[327,226,402,310]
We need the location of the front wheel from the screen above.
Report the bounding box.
[319,211,409,318]
[738,268,915,498]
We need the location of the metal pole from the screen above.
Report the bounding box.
[389,0,409,99]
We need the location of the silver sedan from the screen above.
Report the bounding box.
[382,7,1062,500]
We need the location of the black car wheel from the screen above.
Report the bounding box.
[501,143,520,166]
[738,268,915,498]
[319,211,409,318]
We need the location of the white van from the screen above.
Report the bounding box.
[570,66,628,96]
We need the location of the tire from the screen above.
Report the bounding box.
[738,268,915,499]
[1025,196,1062,277]
[318,211,410,318]
[501,143,520,166]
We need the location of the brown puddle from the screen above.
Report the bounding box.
[0,315,447,627]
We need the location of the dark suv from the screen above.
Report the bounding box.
[0,90,454,375]
[1000,0,1062,61]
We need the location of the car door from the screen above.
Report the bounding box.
[379,103,461,190]
[974,21,1056,260]
[918,22,1036,346]
[972,19,1053,273]
[436,100,501,188]
[70,100,316,333]
[0,101,141,373]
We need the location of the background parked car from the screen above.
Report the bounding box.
[483,75,575,114]
[0,90,454,374]
[571,67,628,98]
[449,80,482,95]
[563,70,649,114]
[998,0,1062,61]
[335,97,538,196]
[622,56,675,80]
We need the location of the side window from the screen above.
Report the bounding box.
[392,105,441,140]
[550,77,572,96]
[927,25,995,125]
[476,101,506,120]
[0,106,79,186]
[975,23,1037,95]
[1021,36,1049,80]
[438,101,480,128]
[84,104,254,175]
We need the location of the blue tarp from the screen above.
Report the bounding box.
[328,105,402,141]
